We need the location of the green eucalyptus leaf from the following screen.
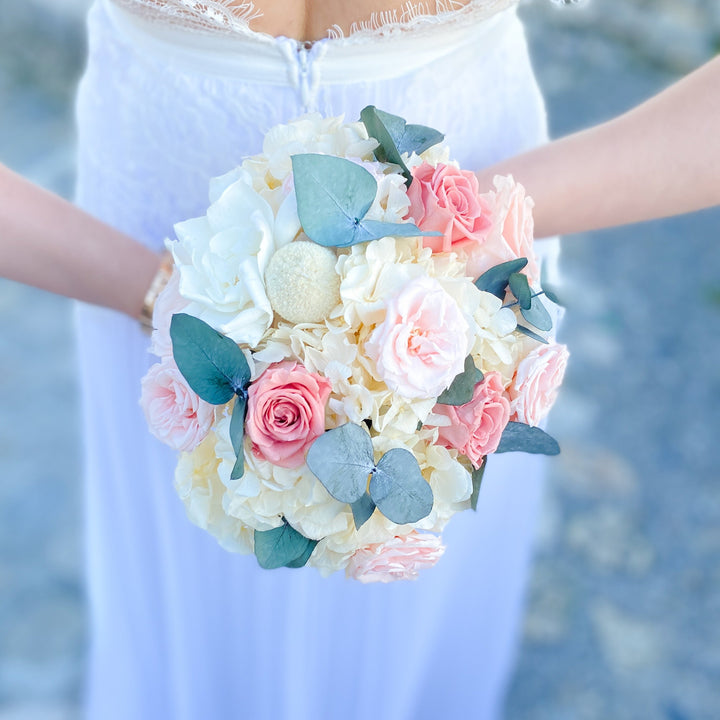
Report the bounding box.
[520,295,553,332]
[170,313,251,405]
[291,154,438,247]
[495,422,560,456]
[515,324,549,345]
[284,539,319,569]
[470,461,487,512]
[475,258,529,299]
[254,522,316,570]
[360,219,440,242]
[437,355,484,406]
[540,262,565,307]
[360,105,444,185]
[292,154,376,248]
[229,393,247,480]
[542,286,564,307]
[350,493,376,530]
[306,423,375,504]
[369,448,433,524]
[509,272,532,310]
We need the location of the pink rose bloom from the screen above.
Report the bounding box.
[468,175,540,285]
[365,276,469,400]
[246,361,332,468]
[510,343,569,426]
[346,532,446,583]
[140,358,215,452]
[432,371,510,469]
[407,162,492,255]
[150,270,189,359]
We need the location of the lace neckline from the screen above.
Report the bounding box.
[107,0,520,44]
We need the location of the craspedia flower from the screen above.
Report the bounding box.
[265,240,341,324]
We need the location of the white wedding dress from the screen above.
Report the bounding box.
[74,1,560,718]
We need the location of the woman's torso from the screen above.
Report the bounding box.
[73,3,557,718]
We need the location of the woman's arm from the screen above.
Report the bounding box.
[0,164,161,318]
[476,55,720,238]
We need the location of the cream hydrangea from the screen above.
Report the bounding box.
[174,432,254,554]
[242,114,378,195]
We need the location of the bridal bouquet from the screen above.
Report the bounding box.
[140,107,569,582]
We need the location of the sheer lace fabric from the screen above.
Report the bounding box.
[108,0,520,42]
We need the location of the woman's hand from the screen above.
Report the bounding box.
[476,55,720,238]
[0,164,162,318]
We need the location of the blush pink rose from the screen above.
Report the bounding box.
[246,361,332,468]
[365,276,469,400]
[510,343,569,426]
[468,175,540,285]
[150,270,189,359]
[140,358,215,452]
[346,532,446,583]
[432,371,511,469]
[407,162,492,255]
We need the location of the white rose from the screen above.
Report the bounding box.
[170,170,300,345]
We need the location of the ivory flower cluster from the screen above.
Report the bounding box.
[140,111,568,582]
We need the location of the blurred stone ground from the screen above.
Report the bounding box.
[0,1,719,718]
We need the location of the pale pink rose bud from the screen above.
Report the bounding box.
[365,276,469,400]
[246,361,332,468]
[140,358,215,452]
[407,162,492,256]
[510,343,569,426]
[150,270,189,359]
[432,371,511,469]
[469,175,540,285]
[346,532,446,583]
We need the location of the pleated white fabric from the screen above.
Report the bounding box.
[74,2,559,717]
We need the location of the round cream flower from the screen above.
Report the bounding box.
[265,240,341,324]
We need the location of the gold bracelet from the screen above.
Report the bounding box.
[139,250,174,331]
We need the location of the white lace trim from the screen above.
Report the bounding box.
[108,0,520,42]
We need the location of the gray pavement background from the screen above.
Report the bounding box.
[0,1,719,718]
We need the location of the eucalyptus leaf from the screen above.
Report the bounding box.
[515,324,549,345]
[361,219,439,242]
[284,539,319,568]
[254,522,316,570]
[170,313,251,405]
[542,286,564,307]
[350,493,376,530]
[291,154,437,247]
[475,258,529,299]
[229,393,247,481]
[360,105,444,185]
[292,154,376,248]
[520,295,553,333]
[541,263,565,307]
[496,422,560,456]
[437,355,483,406]
[470,461,487,512]
[509,272,532,310]
[306,423,374,504]
[369,448,433,525]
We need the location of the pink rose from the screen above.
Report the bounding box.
[150,270,189,359]
[407,162,492,255]
[346,532,446,583]
[365,276,469,400]
[140,358,215,452]
[469,175,540,285]
[432,371,510,469]
[510,343,569,426]
[246,361,332,468]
